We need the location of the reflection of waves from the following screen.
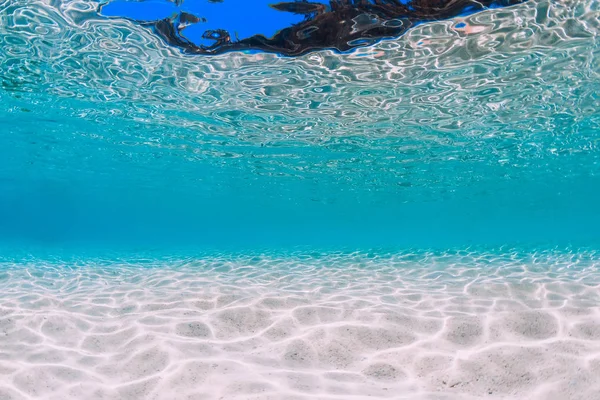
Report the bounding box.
[0,0,599,191]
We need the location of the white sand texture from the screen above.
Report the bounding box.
[1,249,600,400]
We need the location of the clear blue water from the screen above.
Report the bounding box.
[0,0,599,254]
[2,3,600,398]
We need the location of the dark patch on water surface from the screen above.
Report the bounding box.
[100,0,525,56]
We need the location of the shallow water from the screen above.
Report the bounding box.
[1,0,600,398]
[1,0,600,251]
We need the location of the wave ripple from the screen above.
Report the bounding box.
[1,0,599,192]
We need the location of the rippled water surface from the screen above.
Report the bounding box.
[2,2,600,399]
[1,0,599,250]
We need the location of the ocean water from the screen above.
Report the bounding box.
[1,0,599,252]
[1,0,600,399]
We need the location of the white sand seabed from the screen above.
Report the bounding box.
[0,250,600,400]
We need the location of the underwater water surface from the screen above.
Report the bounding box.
[1,1,600,399]
[1,0,599,252]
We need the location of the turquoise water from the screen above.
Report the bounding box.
[2,3,600,398]
[1,0,599,253]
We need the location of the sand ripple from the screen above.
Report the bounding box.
[0,249,599,399]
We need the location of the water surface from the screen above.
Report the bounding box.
[1,0,599,252]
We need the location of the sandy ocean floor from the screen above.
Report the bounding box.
[1,249,599,400]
